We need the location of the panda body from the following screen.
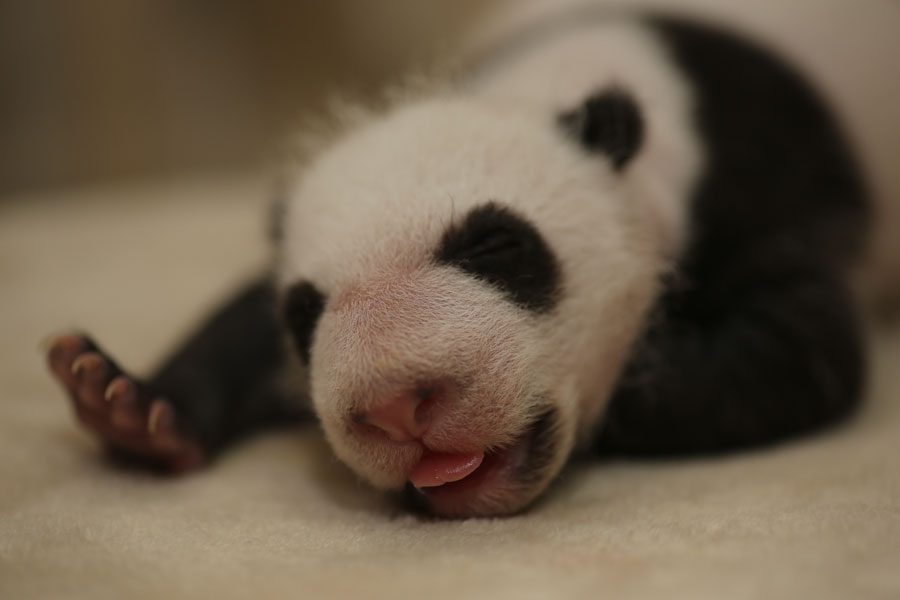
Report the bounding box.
[274,14,868,516]
[48,10,870,519]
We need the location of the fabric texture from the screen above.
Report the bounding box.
[1,175,898,599]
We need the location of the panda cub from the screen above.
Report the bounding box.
[47,14,868,517]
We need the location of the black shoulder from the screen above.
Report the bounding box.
[648,16,869,273]
[598,18,871,455]
[598,242,866,455]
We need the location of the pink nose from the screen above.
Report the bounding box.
[354,386,439,442]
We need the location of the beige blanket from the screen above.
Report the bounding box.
[3,4,900,595]
[1,174,898,599]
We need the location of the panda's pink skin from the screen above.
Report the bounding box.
[353,386,439,443]
[351,384,488,490]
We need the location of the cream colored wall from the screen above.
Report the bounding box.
[2,0,897,208]
[0,0,496,194]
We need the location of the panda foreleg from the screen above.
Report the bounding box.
[46,277,300,472]
[597,257,864,455]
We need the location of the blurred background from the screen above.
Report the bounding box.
[0,0,499,195]
[2,0,898,200]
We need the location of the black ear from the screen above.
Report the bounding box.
[558,88,644,170]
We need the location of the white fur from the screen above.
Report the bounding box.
[276,20,701,516]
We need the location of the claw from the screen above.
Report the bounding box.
[107,377,141,430]
[105,377,131,402]
[147,399,174,435]
[71,357,87,376]
[70,353,105,378]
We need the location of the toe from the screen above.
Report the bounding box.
[147,399,175,436]
[47,334,91,388]
[72,352,114,410]
[147,399,184,452]
[107,376,143,431]
[144,399,204,469]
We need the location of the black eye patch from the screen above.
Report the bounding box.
[435,202,561,313]
[282,281,326,364]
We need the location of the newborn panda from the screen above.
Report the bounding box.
[47,14,868,517]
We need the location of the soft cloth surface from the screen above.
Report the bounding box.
[1,175,898,599]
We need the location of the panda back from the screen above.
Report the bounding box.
[649,16,869,279]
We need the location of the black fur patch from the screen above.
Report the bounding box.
[435,202,561,313]
[282,281,326,364]
[597,18,869,455]
[513,406,561,487]
[558,88,644,170]
[599,251,865,454]
[151,278,303,451]
[651,17,868,265]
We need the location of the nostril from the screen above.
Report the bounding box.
[414,389,437,426]
[352,383,444,443]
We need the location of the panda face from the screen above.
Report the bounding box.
[277,94,670,517]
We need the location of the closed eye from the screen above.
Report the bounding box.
[461,229,527,262]
[434,202,561,313]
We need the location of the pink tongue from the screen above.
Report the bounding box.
[409,451,485,488]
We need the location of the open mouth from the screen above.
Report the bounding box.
[404,409,558,516]
[413,442,526,498]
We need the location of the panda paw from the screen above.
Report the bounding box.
[46,333,206,473]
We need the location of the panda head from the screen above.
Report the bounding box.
[276,88,672,517]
